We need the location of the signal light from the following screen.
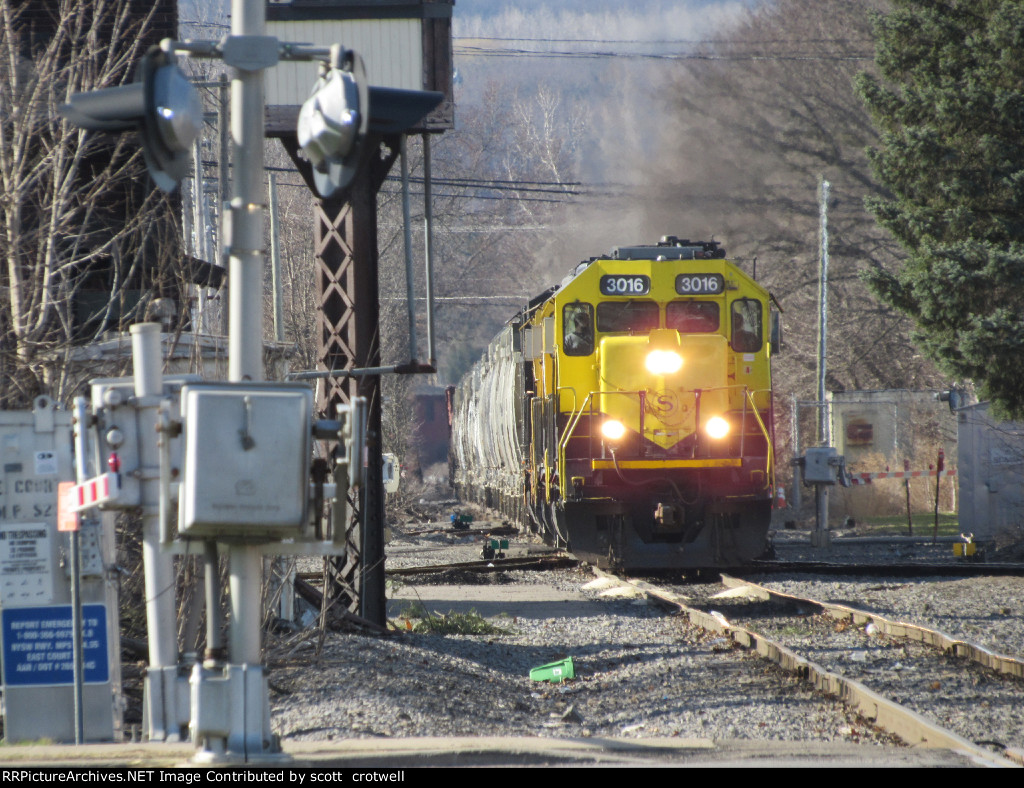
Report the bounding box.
[59,46,203,192]
[297,50,369,198]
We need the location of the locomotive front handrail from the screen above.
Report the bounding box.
[744,386,774,489]
[556,385,774,485]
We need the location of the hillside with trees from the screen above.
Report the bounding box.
[12,1,991,465]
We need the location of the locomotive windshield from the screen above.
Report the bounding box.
[596,300,659,333]
[666,301,719,333]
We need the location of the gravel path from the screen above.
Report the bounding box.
[746,573,1024,659]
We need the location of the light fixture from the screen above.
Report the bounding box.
[645,349,683,375]
[705,416,730,440]
[297,49,369,198]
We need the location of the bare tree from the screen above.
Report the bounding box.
[0,0,183,407]
[366,81,586,470]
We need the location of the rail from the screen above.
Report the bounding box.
[600,570,1015,767]
[719,575,1024,682]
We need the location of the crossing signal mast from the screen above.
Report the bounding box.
[58,0,440,763]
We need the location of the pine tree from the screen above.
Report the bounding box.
[856,0,1024,419]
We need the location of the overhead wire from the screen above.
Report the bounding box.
[453,46,873,62]
[453,35,874,62]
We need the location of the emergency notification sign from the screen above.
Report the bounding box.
[1,604,109,687]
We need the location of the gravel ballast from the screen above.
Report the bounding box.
[269,566,902,746]
[269,509,1024,763]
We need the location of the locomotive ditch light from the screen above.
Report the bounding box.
[59,45,203,193]
[297,49,369,198]
[601,419,627,441]
[645,349,683,375]
[705,416,731,440]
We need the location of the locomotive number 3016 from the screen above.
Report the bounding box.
[675,273,724,295]
[600,275,650,296]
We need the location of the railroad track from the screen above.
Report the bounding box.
[615,571,1024,766]
[282,541,1024,763]
[296,553,575,585]
[748,559,1024,577]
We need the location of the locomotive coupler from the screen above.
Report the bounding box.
[654,502,683,529]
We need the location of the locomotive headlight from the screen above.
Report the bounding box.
[705,416,730,440]
[601,419,627,441]
[645,349,683,375]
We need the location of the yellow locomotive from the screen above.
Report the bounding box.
[450,236,779,569]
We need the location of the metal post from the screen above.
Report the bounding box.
[816,178,830,445]
[422,133,436,366]
[904,459,913,536]
[400,135,418,362]
[311,147,392,626]
[193,138,209,333]
[218,73,231,336]
[131,323,181,740]
[226,0,266,672]
[790,394,802,512]
[204,541,224,660]
[815,179,831,543]
[188,2,280,764]
[71,399,88,745]
[269,171,285,342]
[270,170,293,626]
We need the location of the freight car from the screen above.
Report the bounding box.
[450,236,780,569]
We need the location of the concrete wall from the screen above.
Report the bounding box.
[829,389,957,469]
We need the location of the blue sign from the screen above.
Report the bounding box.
[2,604,109,687]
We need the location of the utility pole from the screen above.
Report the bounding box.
[816,178,830,446]
[223,0,267,676]
[814,177,831,547]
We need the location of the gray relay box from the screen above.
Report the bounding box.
[179,383,313,539]
[803,446,842,484]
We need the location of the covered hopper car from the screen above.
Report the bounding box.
[450,236,780,569]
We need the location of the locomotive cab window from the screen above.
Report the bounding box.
[596,300,659,334]
[563,302,594,355]
[731,299,763,352]
[666,301,719,333]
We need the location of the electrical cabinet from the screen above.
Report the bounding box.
[179,383,313,539]
[803,446,841,484]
